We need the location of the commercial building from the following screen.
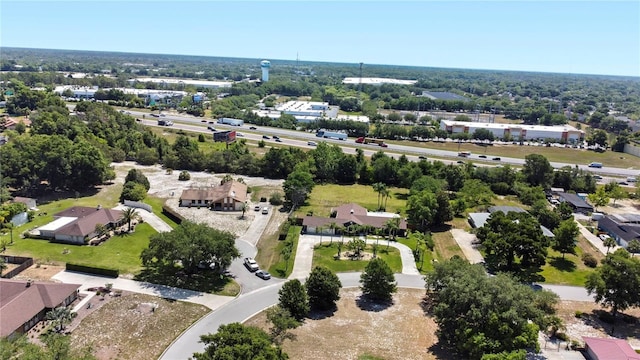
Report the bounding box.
[254,101,339,123]
[126,77,233,89]
[342,77,417,86]
[440,120,584,142]
[597,213,640,248]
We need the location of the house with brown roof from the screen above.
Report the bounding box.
[179,180,247,211]
[302,203,407,236]
[36,206,124,244]
[583,336,640,360]
[0,279,80,338]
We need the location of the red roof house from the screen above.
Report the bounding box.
[583,336,640,360]
[0,279,80,338]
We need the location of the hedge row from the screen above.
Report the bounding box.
[66,263,119,278]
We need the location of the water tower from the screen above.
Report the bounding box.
[260,60,271,82]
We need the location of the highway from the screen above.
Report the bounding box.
[124,109,639,178]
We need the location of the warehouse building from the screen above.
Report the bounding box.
[440,120,584,142]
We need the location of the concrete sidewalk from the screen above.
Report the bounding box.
[52,270,234,310]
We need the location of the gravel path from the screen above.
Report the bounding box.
[450,229,484,264]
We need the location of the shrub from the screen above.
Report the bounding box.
[66,263,118,277]
[582,253,598,268]
[178,170,191,181]
[574,310,583,318]
[198,134,206,142]
[555,332,569,342]
[270,192,283,206]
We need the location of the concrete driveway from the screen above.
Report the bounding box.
[450,228,484,264]
[113,204,172,233]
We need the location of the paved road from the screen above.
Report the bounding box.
[123,109,639,177]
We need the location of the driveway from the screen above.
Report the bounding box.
[450,228,484,264]
[288,235,420,280]
[113,204,172,233]
[575,221,619,256]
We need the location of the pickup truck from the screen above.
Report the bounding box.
[243,257,259,272]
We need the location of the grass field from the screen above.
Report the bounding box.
[296,184,409,218]
[143,196,179,229]
[312,242,402,273]
[540,235,602,286]
[265,226,301,278]
[6,223,155,275]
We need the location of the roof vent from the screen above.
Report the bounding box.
[350,209,354,214]
[26,280,32,288]
[231,191,235,197]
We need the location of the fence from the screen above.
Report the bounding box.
[123,200,152,213]
[623,143,640,158]
[1,255,34,278]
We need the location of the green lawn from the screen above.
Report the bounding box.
[267,226,301,278]
[5,223,156,275]
[540,247,595,286]
[143,196,180,230]
[296,184,409,218]
[397,236,436,274]
[312,242,402,273]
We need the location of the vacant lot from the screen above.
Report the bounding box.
[297,184,409,218]
[70,293,209,360]
[245,288,640,359]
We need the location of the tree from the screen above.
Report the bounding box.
[406,190,437,231]
[360,258,397,303]
[433,190,453,226]
[425,258,559,360]
[283,165,315,211]
[278,279,309,321]
[124,168,150,190]
[372,182,387,210]
[194,323,288,360]
[141,221,240,274]
[120,181,148,202]
[627,239,640,254]
[305,266,342,311]
[603,237,617,254]
[552,219,579,258]
[587,129,608,148]
[606,183,627,205]
[522,154,553,188]
[585,249,640,326]
[280,240,293,272]
[265,306,299,345]
[476,211,550,281]
[587,187,609,212]
[120,207,138,232]
[46,306,75,333]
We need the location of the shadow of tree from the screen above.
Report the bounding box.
[394,192,409,200]
[355,294,393,312]
[420,295,436,316]
[427,342,459,360]
[431,224,452,233]
[135,265,232,294]
[550,256,577,272]
[307,306,337,320]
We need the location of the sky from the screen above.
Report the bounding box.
[1,1,639,77]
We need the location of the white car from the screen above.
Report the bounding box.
[243,258,259,272]
[307,141,317,146]
[261,207,269,214]
[598,234,611,241]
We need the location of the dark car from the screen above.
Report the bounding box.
[379,143,388,148]
[255,270,271,280]
[262,135,270,139]
[479,155,487,158]
[492,157,501,161]
[418,155,427,160]
[249,126,257,130]
[456,160,465,164]
[275,138,283,142]
[273,135,280,140]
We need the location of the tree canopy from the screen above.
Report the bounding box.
[425,257,559,360]
[360,258,397,303]
[305,266,342,311]
[194,323,288,360]
[141,221,239,274]
[278,279,309,321]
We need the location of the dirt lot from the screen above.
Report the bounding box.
[245,289,640,359]
[112,162,284,236]
[598,198,640,216]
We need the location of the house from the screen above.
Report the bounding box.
[179,180,247,211]
[583,336,640,360]
[598,213,640,248]
[557,192,594,214]
[302,203,407,236]
[36,206,123,244]
[0,279,80,338]
[468,206,555,238]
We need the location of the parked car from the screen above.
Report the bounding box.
[254,205,261,211]
[243,258,259,272]
[255,270,271,280]
[528,283,543,291]
[598,234,611,241]
[262,207,269,214]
